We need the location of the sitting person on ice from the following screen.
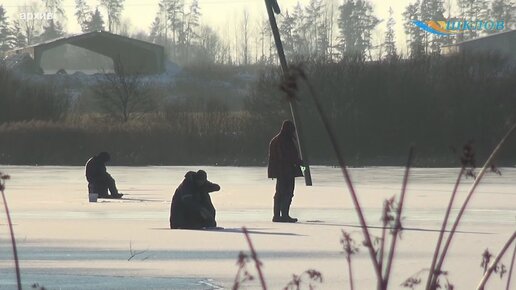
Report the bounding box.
[169,170,220,229]
[85,152,123,199]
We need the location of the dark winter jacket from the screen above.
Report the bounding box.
[169,171,221,229]
[268,121,303,179]
[85,156,110,184]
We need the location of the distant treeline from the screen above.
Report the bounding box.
[1,53,516,166]
[247,52,516,166]
[3,0,516,66]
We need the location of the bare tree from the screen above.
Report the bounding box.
[75,0,92,32]
[94,60,156,122]
[384,6,397,59]
[198,25,225,63]
[183,0,201,63]
[279,10,295,58]
[100,0,125,33]
[42,0,65,24]
[292,2,308,56]
[305,0,325,57]
[17,3,44,45]
[149,14,164,44]
[241,9,250,65]
[326,0,338,61]
[233,11,240,64]
[119,17,131,36]
[161,0,183,58]
[258,18,270,63]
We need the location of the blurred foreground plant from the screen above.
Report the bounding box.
[233,227,323,290]
[426,125,516,290]
[477,232,516,290]
[283,269,323,290]
[340,230,359,290]
[0,171,21,290]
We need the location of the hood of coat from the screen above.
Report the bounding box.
[279,120,296,138]
[96,152,111,163]
[183,170,208,187]
[184,171,196,183]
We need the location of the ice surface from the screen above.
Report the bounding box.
[0,166,514,289]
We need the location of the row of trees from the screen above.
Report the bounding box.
[1,52,516,165]
[246,52,516,164]
[147,0,228,64]
[277,0,516,61]
[1,0,516,63]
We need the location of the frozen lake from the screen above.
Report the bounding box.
[0,166,514,289]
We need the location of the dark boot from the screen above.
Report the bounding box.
[107,176,122,198]
[272,197,282,222]
[282,198,298,223]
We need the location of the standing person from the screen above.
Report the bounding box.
[85,152,123,199]
[268,120,303,223]
[169,170,220,229]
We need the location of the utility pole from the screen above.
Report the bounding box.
[264,0,313,186]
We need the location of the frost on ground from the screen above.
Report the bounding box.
[0,166,514,289]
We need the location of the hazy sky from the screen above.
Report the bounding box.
[1,0,435,55]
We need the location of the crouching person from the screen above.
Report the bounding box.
[85,152,123,199]
[169,170,220,229]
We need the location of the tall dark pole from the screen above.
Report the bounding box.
[264,0,312,186]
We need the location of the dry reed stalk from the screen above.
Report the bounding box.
[0,172,21,290]
[243,227,267,290]
[477,231,516,290]
[383,147,414,288]
[429,124,516,289]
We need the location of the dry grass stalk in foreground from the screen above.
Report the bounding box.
[341,230,359,290]
[283,65,384,288]
[0,171,21,290]
[283,269,323,290]
[286,65,417,290]
[425,148,469,289]
[382,147,414,288]
[479,247,508,283]
[31,283,47,290]
[232,251,255,290]
[233,227,323,290]
[506,240,516,290]
[477,231,516,290]
[242,227,268,289]
[427,124,516,290]
[425,142,474,289]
